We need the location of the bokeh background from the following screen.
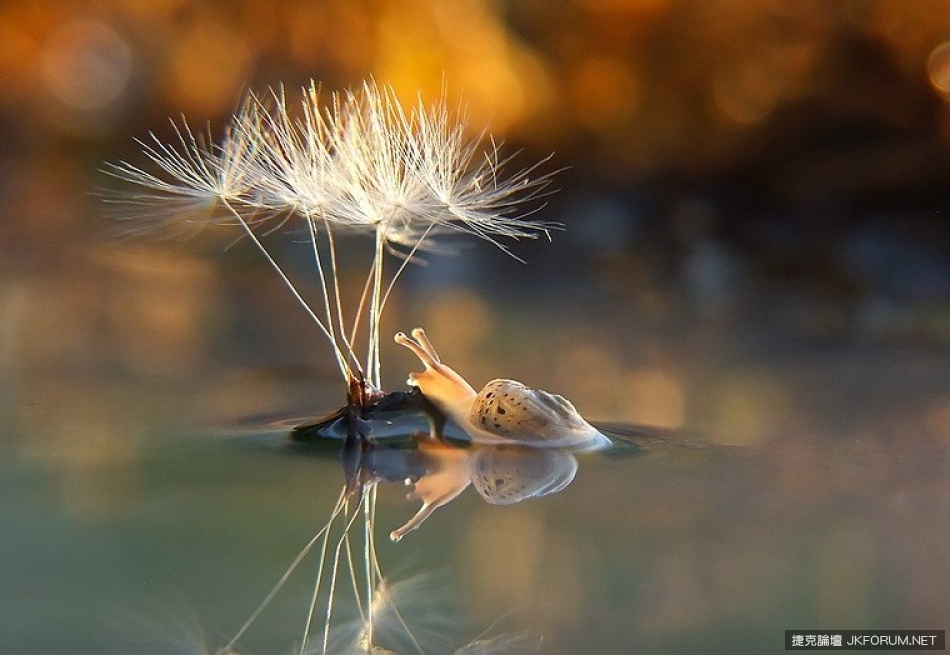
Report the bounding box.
[2,2,950,652]
[3,0,948,438]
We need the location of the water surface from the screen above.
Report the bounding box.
[3,360,949,654]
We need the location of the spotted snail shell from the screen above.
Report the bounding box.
[389,440,579,542]
[469,379,602,446]
[468,444,578,505]
[394,328,609,449]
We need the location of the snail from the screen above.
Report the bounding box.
[394,328,610,450]
[389,440,579,542]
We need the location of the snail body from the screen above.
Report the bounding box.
[394,328,609,449]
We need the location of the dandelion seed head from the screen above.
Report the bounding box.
[101,111,263,237]
[240,88,334,217]
[102,79,561,386]
[104,79,559,254]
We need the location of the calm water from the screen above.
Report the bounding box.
[3,362,950,654]
[2,236,949,654]
[4,5,950,650]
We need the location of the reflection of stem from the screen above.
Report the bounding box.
[322,502,364,654]
[342,525,364,620]
[364,486,376,648]
[299,495,344,655]
[385,590,426,655]
[221,488,347,655]
[363,487,376,644]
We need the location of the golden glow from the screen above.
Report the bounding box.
[568,56,640,129]
[162,18,250,116]
[705,372,789,445]
[41,20,132,111]
[622,366,685,429]
[928,41,950,98]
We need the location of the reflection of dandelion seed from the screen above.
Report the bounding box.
[212,472,530,655]
[324,574,458,654]
[110,600,246,655]
[212,472,432,655]
[103,79,557,400]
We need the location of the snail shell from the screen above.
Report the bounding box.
[470,379,599,446]
[468,444,578,505]
[395,328,608,449]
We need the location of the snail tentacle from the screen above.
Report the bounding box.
[393,331,438,369]
[411,327,440,363]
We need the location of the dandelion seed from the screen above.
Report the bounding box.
[110,602,245,655]
[320,81,560,255]
[244,84,336,217]
[405,94,560,257]
[103,78,558,401]
[101,106,261,237]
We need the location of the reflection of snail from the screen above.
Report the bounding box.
[395,328,609,450]
[469,444,577,504]
[389,440,579,542]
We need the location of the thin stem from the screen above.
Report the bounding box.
[378,223,434,317]
[347,254,377,367]
[304,214,341,362]
[222,200,352,382]
[306,214,362,379]
[366,229,386,389]
[323,217,362,376]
